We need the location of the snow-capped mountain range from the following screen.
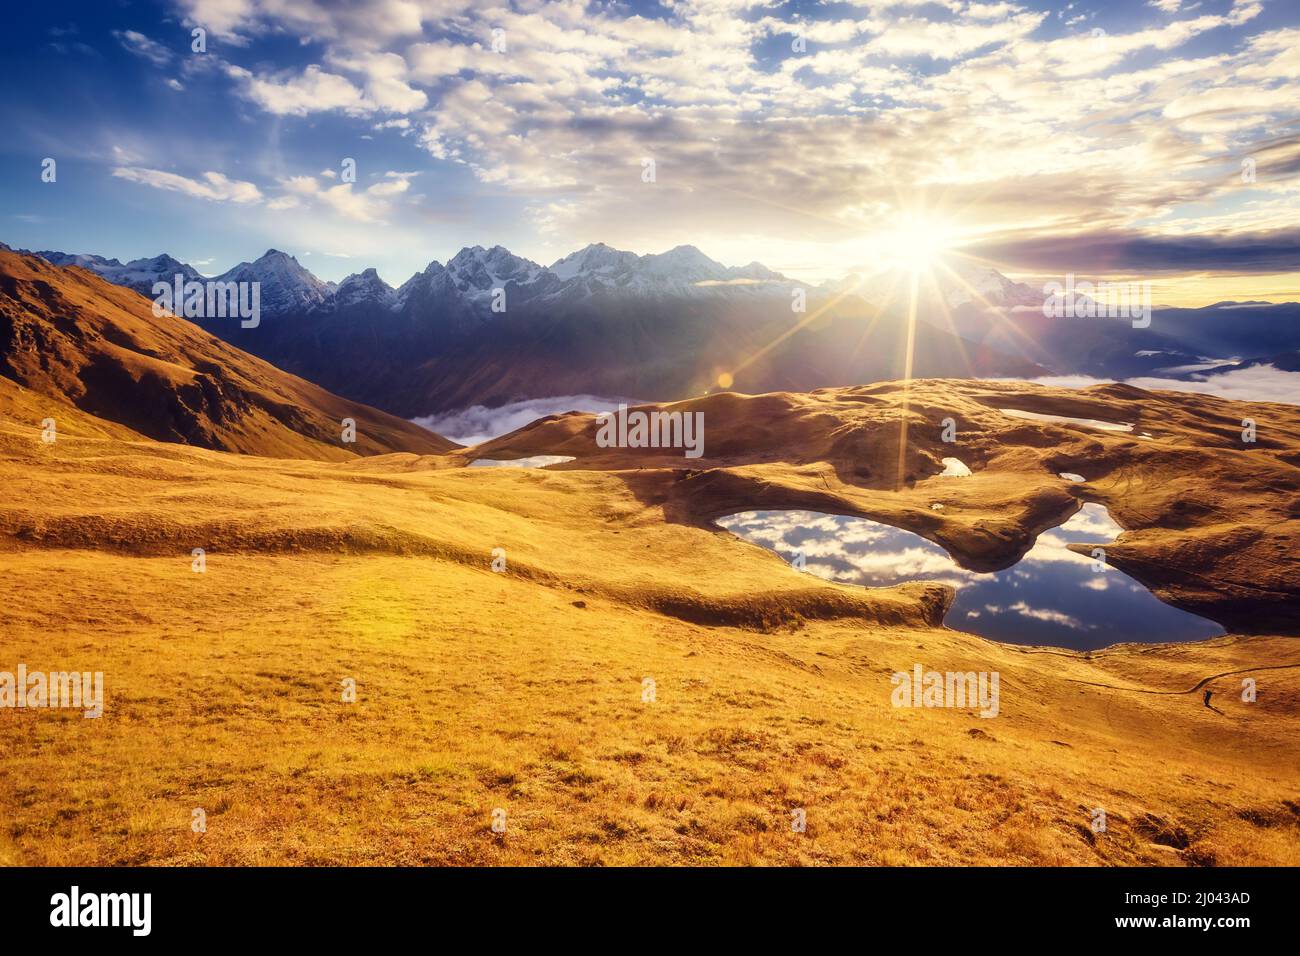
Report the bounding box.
[9,236,1296,420]
[26,242,810,319]
[33,250,205,296]
[825,261,1043,311]
[24,241,1041,318]
[0,238,1083,417]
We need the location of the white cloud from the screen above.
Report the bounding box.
[225,51,427,116]
[1126,365,1300,405]
[366,171,417,197]
[227,64,367,116]
[318,183,381,221]
[1012,368,1300,406]
[177,0,426,43]
[282,175,322,196]
[412,394,633,445]
[266,170,419,222]
[327,51,427,113]
[1007,601,1089,629]
[174,0,257,37]
[113,30,172,67]
[407,41,478,81]
[111,166,263,203]
[140,0,1300,285]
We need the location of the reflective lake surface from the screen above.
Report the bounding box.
[468,456,576,468]
[717,505,1225,649]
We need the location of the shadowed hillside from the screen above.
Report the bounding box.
[0,250,454,460]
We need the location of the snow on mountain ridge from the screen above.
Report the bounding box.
[33,250,203,296]
[335,267,396,310]
[819,258,1040,311]
[215,249,334,314]
[942,261,1041,309]
[548,243,641,281]
[544,242,790,298]
[26,241,1036,318]
[28,241,794,311]
[444,245,549,305]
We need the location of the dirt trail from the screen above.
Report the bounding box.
[1064,662,1300,696]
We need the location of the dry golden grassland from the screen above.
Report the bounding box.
[1,380,1298,866]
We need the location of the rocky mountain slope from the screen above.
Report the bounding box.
[0,249,453,459]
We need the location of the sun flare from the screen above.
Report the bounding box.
[881,215,961,274]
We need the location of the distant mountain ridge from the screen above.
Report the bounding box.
[21,238,1298,417]
[19,240,1051,415]
[33,250,205,296]
[26,242,807,321]
[826,260,1043,312]
[25,240,1062,327]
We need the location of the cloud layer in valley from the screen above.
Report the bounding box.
[1011,364,1300,405]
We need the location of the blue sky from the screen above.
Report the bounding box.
[1,0,1297,301]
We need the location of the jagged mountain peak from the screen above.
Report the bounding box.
[132,252,183,266]
[548,243,641,280]
[934,260,1040,309]
[216,248,332,314]
[27,239,798,315]
[30,248,200,296]
[644,244,725,274]
[656,243,710,261]
[233,249,319,278]
[819,258,1037,311]
[730,261,784,280]
[448,244,539,271]
[336,267,395,303]
[337,266,390,288]
[443,246,545,299]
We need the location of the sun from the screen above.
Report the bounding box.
[881,215,959,275]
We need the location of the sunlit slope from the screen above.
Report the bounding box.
[1,380,1297,866]
[0,250,454,459]
[469,379,1300,634]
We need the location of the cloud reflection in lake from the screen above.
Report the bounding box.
[718,504,1224,649]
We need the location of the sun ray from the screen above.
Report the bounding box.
[721,280,865,384]
[845,268,907,366]
[919,263,974,374]
[933,256,1046,360]
[895,267,921,491]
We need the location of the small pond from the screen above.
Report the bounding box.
[717,504,1224,649]
[468,456,576,468]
